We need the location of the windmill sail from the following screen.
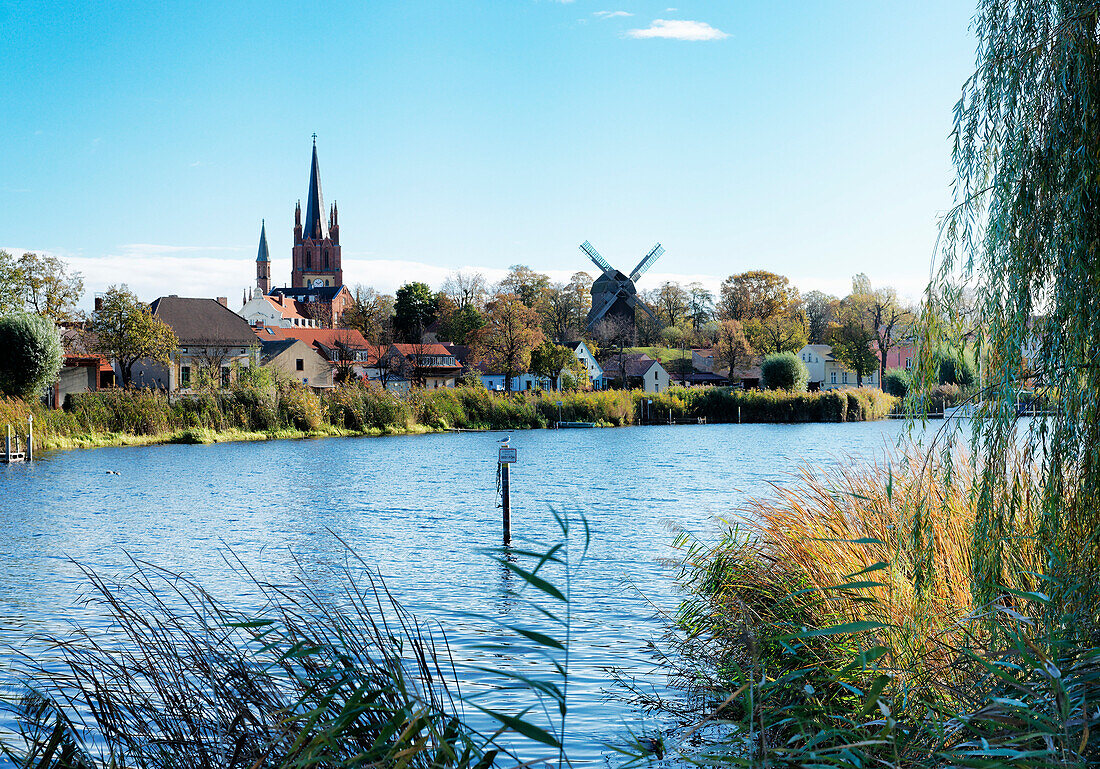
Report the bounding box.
[580,241,615,276]
[629,243,664,282]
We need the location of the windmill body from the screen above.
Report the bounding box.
[580,241,665,337]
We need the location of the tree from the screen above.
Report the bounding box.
[393,282,437,342]
[529,340,580,391]
[882,368,910,397]
[744,311,808,355]
[539,273,591,343]
[497,265,550,309]
[7,252,84,322]
[469,294,543,393]
[437,298,484,344]
[593,314,635,389]
[687,282,715,332]
[88,285,178,387]
[0,251,23,316]
[828,297,878,386]
[761,352,808,391]
[717,270,799,321]
[654,281,689,328]
[714,319,752,377]
[847,278,914,383]
[0,314,63,400]
[441,271,488,311]
[343,286,395,347]
[803,290,838,344]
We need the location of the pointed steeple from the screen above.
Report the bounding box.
[302,135,327,241]
[256,219,270,262]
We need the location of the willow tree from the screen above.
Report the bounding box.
[926,0,1100,610]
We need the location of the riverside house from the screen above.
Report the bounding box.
[259,338,334,390]
[604,353,670,393]
[257,327,378,380]
[129,296,260,393]
[798,344,880,390]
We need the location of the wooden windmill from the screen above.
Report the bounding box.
[581,240,665,334]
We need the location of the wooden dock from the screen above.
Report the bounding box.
[3,418,33,464]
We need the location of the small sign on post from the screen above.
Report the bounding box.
[498,442,517,543]
[499,446,517,464]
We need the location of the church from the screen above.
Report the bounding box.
[241,138,353,329]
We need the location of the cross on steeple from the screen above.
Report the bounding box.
[312,133,317,144]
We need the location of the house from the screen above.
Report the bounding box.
[797,344,880,390]
[239,291,319,329]
[129,296,260,393]
[260,338,334,390]
[564,341,605,390]
[691,348,716,373]
[257,326,381,381]
[604,353,670,393]
[47,327,115,408]
[387,343,463,389]
[267,285,354,329]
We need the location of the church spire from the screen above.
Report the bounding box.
[255,219,271,294]
[256,219,270,262]
[302,135,327,241]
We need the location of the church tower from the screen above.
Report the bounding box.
[291,137,343,288]
[256,219,271,294]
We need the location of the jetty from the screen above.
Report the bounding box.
[3,416,33,464]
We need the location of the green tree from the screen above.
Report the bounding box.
[470,294,543,393]
[529,340,580,390]
[744,311,807,355]
[687,282,715,331]
[343,286,395,347]
[538,273,591,343]
[761,351,808,391]
[438,300,485,344]
[0,314,63,400]
[17,252,84,322]
[803,290,838,344]
[88,285,178,387]
[828,297,878,386]
[714,318,752,377]
[393,282,437,342]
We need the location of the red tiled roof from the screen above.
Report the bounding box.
[258,327,384,363]
[262,295,310,321]
[391,342,454,356]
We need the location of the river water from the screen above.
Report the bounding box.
[0,421,928,762]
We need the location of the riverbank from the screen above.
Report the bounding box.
[0,381,896,452]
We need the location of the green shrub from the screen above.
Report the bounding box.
[937,350,975,386]
[761,352,809,391]
[0,314,63,400]
[882,367,910,397]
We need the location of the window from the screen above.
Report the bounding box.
[305,251,312,269]
[842,372,849,384]
[180,347,188,354]
[830,371,837,384]
[181,366,191,388]
[221,367,231,387]
[296,358,304,371]
[905,357,913,369]
[323,250,329,269]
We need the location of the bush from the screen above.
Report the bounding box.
[882,367,910,397]
[937,350,975,387]
[0,314,63,400]
[761,352,809,391]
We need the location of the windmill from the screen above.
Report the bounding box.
[581,240,665,335]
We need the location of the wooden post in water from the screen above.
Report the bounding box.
[26,414,32,463]
[4,425,9,463]
[498,440,517,544]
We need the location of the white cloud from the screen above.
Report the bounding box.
[626,19,729,40]
[594,10,633,18]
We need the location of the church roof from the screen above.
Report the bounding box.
[256,220,270,262]
[270,285,348,302]
[302,138,327,241]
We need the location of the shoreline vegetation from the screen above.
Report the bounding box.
[0,380,896,453]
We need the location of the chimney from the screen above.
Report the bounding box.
[94,296,103,312]
[217,296,228,307]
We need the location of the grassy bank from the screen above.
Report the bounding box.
[0,381,895,452]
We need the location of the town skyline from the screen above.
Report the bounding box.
[2,2,975,306]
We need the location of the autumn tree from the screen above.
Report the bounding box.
[539,272,591,343]
[654,281,689,328]
[0,251,23,316]
[394,281,437,342]
[497,265,550,309]
[343,286,395,347]
[88,285,178,387]
[864,286,914,383]
[441,271,488,311]
[714,319,752,378]
[470,294,543,393]
[744,310,808,355]
[803,290,838,344]
[436,295,485,344]
[718,270,799,322]
[11,253,84,321]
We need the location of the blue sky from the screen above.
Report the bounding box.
[0,1,977,305]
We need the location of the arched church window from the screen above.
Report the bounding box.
[323,250,329,269]
[306,250,312,269]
